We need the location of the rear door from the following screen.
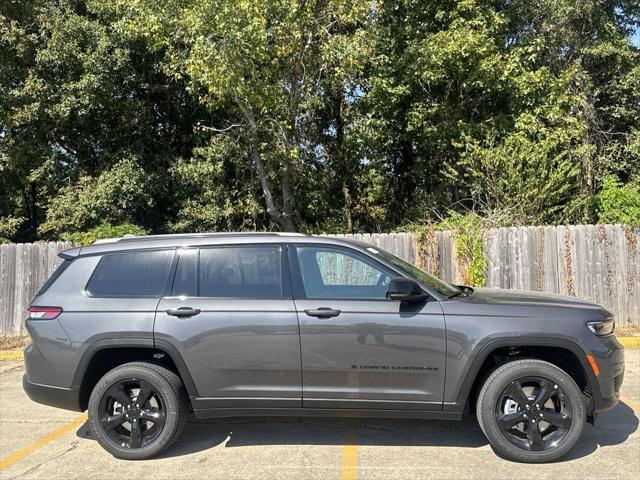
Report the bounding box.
[290,244,446,410]
[154,245,302,409]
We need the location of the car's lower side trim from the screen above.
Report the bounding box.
[193,407,463,420]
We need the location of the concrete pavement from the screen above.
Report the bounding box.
[0,350,638,480]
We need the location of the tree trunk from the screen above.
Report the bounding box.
[279,162,296,231]
[236,98,296,231]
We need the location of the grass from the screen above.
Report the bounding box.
[0,336,28,362]
[615,325,640,337]
[0,335,29,350]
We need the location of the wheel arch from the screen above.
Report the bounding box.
[445,337,597,415]
[72,339,198,410]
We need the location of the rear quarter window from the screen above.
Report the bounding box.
[36,259,71,296]
[86,250,174,297]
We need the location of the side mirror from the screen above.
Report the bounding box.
[387,277,428,303]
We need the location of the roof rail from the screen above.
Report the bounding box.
[91,231,307,245]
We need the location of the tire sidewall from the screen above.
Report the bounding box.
[88,364,181,460]
[477,360,586,463]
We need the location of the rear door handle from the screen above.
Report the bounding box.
[304,308,341,318]
[166,307,201,317]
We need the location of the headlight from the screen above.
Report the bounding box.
[587,319,615,336]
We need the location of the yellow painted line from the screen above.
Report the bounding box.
[0,350,23,361]
[340,420,359,480]
[0,413,87,471]
[618,337,640,348]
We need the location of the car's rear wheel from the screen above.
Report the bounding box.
[477,359,586,463]
[88,362,189,460]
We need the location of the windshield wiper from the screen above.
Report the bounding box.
[448,286,473,299]
[448,290,469,299]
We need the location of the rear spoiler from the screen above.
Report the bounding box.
[59,247,82,259]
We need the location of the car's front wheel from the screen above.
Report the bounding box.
[477,359,586,463]
[88,362,189,460]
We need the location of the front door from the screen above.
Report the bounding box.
[291,245,446,410]
[154,245,301,410]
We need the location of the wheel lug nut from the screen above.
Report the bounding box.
[125,414,129,418]
[540,413,543,418]
[523,414,527,419]
[525,405,530,409]
[535,404,539,408]
[554,385,558,389]
[532,420,536,424]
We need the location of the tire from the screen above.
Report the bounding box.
[88,362,189,460]
[476,359,586,463]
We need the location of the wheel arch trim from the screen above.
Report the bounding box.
[72,338,199,398]
[444,336,597,413]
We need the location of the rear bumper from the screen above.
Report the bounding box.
[22,374,83,412]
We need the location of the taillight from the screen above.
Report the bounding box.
[28,306,62,320]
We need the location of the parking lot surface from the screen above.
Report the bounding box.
[1,350,638,480]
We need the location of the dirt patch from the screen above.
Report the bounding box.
[0,335,29,350]
[616,325,640,337]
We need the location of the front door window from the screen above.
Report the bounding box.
[296,246,392,299]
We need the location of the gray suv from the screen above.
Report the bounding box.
[23,233,624,462]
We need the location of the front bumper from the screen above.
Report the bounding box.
[590,335,625,413]
[22,374,83,412]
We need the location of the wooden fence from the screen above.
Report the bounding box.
[0,242,73,336]
[0,225,638,335]
[333,224,640,326]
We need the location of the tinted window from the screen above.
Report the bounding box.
[87,250,174,296]
[369,248,460,297]
[296,246,392,299]
[199,246,282,298]
[171,249,197,296]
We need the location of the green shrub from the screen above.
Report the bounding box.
[0,216,24,243]
[439,212,487,287]
[62,223,147,246]
[593,177,640,226]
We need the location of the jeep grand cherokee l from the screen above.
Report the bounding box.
[23,232,625,462]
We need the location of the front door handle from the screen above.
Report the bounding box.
[166,307,201,317]
[304,308,341,318]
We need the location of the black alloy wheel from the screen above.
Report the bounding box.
[89,362,189,460]
[99,378,166,449]
[495,377,573,452]
[477,359,586,463]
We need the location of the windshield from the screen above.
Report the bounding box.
[367,247,461,297]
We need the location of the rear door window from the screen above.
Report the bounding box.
[198,246,283,299]
[171,249,197,296]
[86,250,174,297]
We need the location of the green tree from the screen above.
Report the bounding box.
[1,0,638,241]
[117,0,372,231]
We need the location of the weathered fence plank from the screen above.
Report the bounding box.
[0,241,72,336]
[336,225,639,326]
[0,226,638,336]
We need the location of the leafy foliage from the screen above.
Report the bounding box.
[1,0,639,242]
[439,211,487,287]
[593,177,640,226]
[39,157,154,237]
[62,222,147,246]
[0,216,23,243]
